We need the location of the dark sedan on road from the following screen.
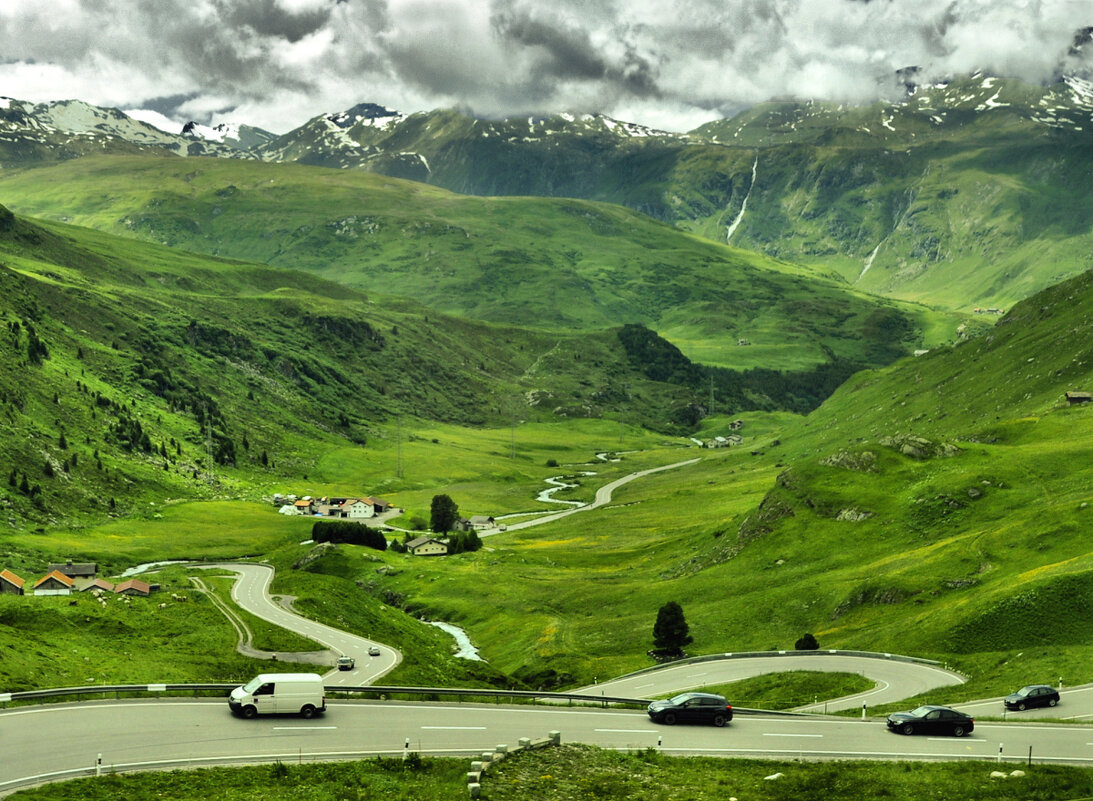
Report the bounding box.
[886,705,974,737]
[647,692,732,727]
[1004,684,1060,711]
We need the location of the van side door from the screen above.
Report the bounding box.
[253,682,276,714]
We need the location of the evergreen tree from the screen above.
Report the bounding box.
[430,493,459,533]
[795,633,819,650]
[652,601,693,655]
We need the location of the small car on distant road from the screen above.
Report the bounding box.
[647,692,732,727]
[368,645,381,656]
[336,655,355,671]
[1004,684,1059,711]
[886,705,973,737]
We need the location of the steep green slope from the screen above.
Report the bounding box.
[0,154,964,373]
[0,204,715,530]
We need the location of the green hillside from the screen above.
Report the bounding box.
[252,76,1093,313]
[0,154,967,373]
[359,267,1093,692]
[0,203,712,531]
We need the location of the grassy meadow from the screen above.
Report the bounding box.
[9,747,1093,801]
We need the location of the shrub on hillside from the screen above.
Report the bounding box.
[311,520,388,551]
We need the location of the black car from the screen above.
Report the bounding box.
[647,692,733,727]
[886,705,974,737]
[1004,684,1060,711]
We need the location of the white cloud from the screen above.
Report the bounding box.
[0,0,1088,133]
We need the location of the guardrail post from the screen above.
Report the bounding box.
[997,743,1003,764]
[861,703,866,719]
[96,753,102,777]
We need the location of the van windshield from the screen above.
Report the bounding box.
[241,677,265,693]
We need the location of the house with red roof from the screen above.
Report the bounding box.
[115,578,151,596]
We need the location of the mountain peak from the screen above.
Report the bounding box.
[326,103,403,129]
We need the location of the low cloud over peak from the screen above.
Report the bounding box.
[1,0,1089,133]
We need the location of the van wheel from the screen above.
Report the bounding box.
[300,704,316,719]
[242,706,257,719]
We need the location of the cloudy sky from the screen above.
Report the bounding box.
[1,0,1090,134]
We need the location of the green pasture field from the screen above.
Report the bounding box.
[685,671,875,711]
[306,417,688,520]
[0,566,273,691]
[11,747,1093,801]
[39,502,313,569]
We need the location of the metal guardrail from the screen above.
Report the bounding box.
[612,648,969,682]
[0,682,796,718]
[0,683,647,709]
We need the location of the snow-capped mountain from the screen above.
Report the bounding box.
[0,97,260,163]
[180,120,276,151]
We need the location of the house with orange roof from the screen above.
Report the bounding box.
[0,569,25,595]
[115,578,151,596]
[34,570,75,595]
[82,579,116,593]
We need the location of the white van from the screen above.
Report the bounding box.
[229,672,326,719]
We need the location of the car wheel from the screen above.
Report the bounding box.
[663,712,677,725]
[242,705,257,720]
[1049,698,1058,707]
[300,704,316,719]
[901,723,915,735]
[712,714,727,727]
[952,726,966,737]
[1018,702,1026,711]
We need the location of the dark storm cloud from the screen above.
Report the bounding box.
[0,0,1090,133]
[490,7,661,101]
[218,0,334,42]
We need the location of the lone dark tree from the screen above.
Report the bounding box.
[430,493,459,533]
[652,601,693,655]
[795,633,819,650]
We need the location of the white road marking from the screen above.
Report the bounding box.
[763,733,823,738]
[421,726,487,730]
[595,729,658,733]
[273,726,337,730]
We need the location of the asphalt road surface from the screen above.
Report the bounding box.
[6,696,1093,795]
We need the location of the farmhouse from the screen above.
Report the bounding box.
[0,569,25,595]
[365,497,392,514]
[406,536,449,556]
[1065,391,1092,405]
[48,560,97,579]
[468,515,495,530]
[316,497,376,519]
[82,579,116,593]
[115,579,151,596]
[34,570,75,595]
